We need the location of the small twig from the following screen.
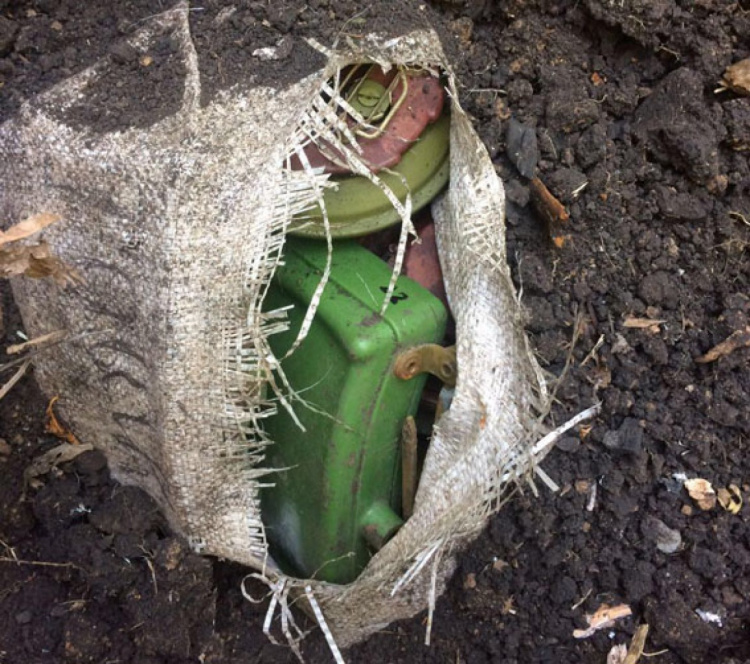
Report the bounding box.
[550,307,585,408]
[0,538,18,561]
[623,317,666,330]
[6,330,67,355]
[656,45,681,59]
[0,556,81,570]
[57,599,88,607]
[0,358,31,401]
[332,5,371,48]
[467,87,507,94]
[581,334,605,367]
[1,327,112,374]
[133,5,205,26]
[729,210,750,227]
[571,588,592,610]
[144,557,158,596]
[696,326,750,363]
[401,416,418,519]
[571,181,589,198]
[138,545,158,595]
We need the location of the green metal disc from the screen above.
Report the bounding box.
[351,79,389,121]
[289,113,450,239]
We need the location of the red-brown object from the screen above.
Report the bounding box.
[291,65,445,175]
[403,221,448,307]
[529,176,571,248]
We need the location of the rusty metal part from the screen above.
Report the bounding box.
[393,344,457,387]
[401,416,418,519]
[403,220,448,307]
[291,64,445,175]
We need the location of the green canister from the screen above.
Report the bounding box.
[262,238,447,584]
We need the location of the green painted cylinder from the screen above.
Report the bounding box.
[261,238,447,584]
[361,501,404,551]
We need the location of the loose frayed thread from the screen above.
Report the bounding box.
[242,573,307,661]
[242,572,345,664]
[387,402,602,647]
[305,585,345,664]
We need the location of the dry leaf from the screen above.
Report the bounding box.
[611,333,632,355]
[448,17,473,46]
[500,597,517,615]
[624,624,649,664]
[45,396,82,446]
[591,364,612,392]
[529,177,570,245]
[0,213,60,247]
[717,485,742,514]
[494,98,511,120]
[721,58,750,95]
[24,441,94,489]
[685,478,717,510]
[573,603,632,638]
[607,644,627,664]
[623,316,666,331]
[492,558,509,572]
[575,479,591,494]
[696,326,750,363]
[0,241,81,286]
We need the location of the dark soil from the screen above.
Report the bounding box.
[2,0,750,663]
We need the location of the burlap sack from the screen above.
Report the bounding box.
[0,2,588,654]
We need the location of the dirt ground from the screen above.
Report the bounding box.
[1,0,750,662]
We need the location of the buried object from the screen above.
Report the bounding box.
[261,61,455,584]
[288,64,451,238]
[0,6,568,649]
[262,238,448,584]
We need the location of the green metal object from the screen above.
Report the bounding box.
[350,79,390,123]
[261,238,448,584]
[289,113,450,239]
